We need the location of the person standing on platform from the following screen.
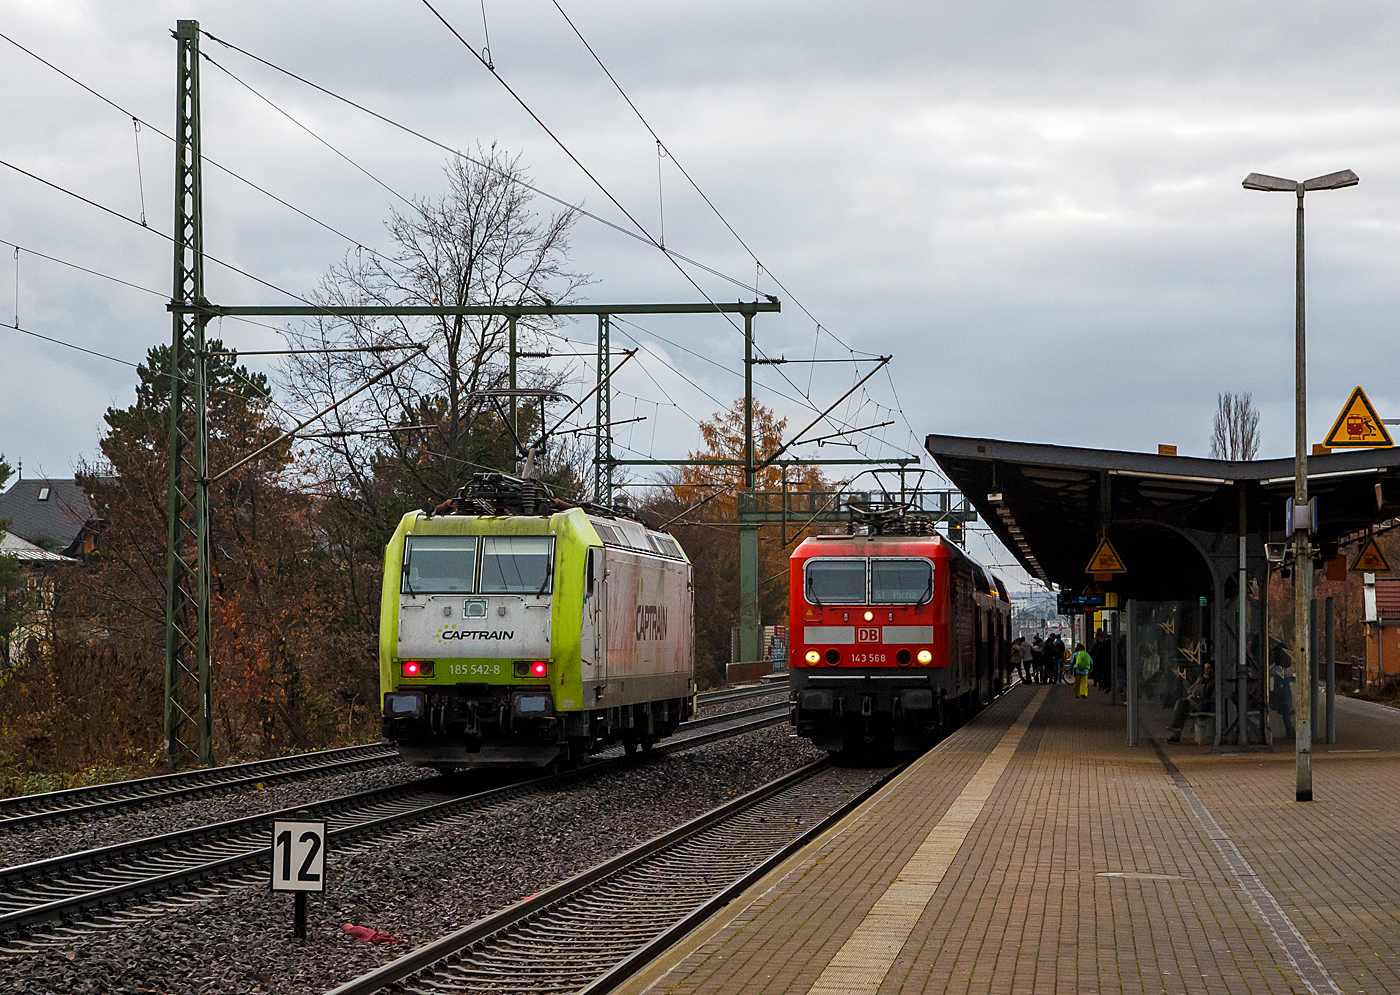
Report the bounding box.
[1073,642,1093,698]
[1045,633,1065,684]
[1031,635,1045,683]
[1091,628,1110,690]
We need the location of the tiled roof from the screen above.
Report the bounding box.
[1,530,76,563]
[0,478,98,553]
[1377,577,1400,620]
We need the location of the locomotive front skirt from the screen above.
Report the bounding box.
[379,507,696,770]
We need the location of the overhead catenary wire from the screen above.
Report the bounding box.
[194,26,907,458]
[0,236,291,339]
[544,0,873,360]
[0,31,402,276]
[7,24,921,484]
[198,29,766,299]
[415,0,884,456]
[0,156,340,313]
[4,318,290,415]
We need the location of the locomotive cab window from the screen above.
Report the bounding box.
[871,558,933,605]
[480,536,555,594]
[402,535,478,594]
[804,558,867,604]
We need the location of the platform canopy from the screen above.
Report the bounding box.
[925,434,1400,599]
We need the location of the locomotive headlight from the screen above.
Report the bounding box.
[530,661,548,677]
[805,650,821,664]
[401,660,434,677]
[863,610,874,621]
[916,649,933,664]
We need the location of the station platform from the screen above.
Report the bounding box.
[619,682,1400,995]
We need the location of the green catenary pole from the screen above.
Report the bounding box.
[165,20,213,768]
[739,310,761,664]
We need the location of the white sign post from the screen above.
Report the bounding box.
[271,819,326,940]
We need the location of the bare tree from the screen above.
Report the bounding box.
[1210,392,1261,460]
[279,145,590,511]
[276,147,591,653]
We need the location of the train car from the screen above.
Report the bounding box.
[788,529,1011,753]
[379,474,695,771]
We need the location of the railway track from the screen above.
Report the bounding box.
[694,682,787,710]
[0,743,401,832]
[0,685,786,833]
[0,702,790,946]
[326,758,896,995]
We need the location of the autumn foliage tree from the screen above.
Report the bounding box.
[66,341,371,761]
[640,400,827,686]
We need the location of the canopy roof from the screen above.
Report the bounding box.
[925,435,1400,598]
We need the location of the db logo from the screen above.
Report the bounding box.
[856,627,880,643]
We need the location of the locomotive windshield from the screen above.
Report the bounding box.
[402,535,478,594]
[480,536,555,594]
[871,558,933,605]
[804,559,866,604]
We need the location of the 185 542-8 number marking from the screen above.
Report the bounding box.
[449,663,502,677]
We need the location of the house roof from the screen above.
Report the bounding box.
[0,478,99,553]
[1,530,77,563]
[1376,577,1400,620]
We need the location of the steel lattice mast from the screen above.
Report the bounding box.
[164,20,213,768]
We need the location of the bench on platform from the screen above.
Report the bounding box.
[1188,710,1215,745]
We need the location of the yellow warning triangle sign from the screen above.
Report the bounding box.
[1352,536,1391,573]
[1085,537,1126,574]
[1324,386,1394,449]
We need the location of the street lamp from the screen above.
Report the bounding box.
[1243,168,1358,802]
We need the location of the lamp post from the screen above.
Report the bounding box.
[1243,168,1358,802]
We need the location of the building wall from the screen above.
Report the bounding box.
[1364,623,1400,683]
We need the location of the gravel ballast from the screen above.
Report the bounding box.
[0,688,789,870]
[0,762,439,870]
[3,724,831,995]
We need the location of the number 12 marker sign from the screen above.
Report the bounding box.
[271,820,327,892]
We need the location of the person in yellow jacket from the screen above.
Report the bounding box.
[1072,643,1093,698]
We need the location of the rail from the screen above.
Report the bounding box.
[325,758,900,995]
[0,702,789,941]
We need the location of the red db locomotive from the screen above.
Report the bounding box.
[788,529,1011,753]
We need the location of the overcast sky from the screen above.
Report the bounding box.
[3,0,1400,587]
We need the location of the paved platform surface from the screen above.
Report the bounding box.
[619,683,1400,995]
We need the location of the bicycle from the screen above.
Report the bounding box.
[1058,659,1076,685]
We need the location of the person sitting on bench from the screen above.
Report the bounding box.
[1166,661,1214,744]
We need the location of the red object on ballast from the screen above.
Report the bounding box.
[341,923,403,944]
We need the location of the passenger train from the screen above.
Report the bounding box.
[788,524,1012,753]
[380,474,695,771]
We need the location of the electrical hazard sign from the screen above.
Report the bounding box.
[1352,537,1391,573]
[1324,387,1393,449]
[1085,537,1126,576]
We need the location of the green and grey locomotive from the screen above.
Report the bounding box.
[379,475,695,770]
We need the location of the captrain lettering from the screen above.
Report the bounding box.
[635,605,668,641]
